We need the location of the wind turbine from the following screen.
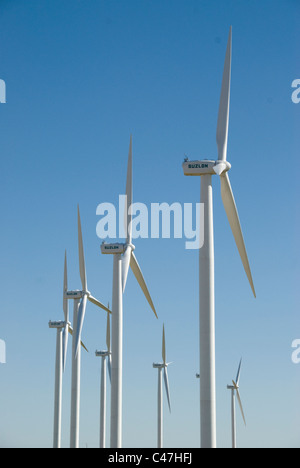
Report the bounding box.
[182,27,256,448]
[101,135,158,448]
[66,206,111,449]
[49,251,88,449]
[95,306,112,448]
[227,359,246,448]
[153,324,172,448]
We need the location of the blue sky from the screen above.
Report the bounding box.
[0,0,299,448]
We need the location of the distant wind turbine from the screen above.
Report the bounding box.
[227,359,246,449]
[66,207,111,449]
[49,251,87,449]
[95,306,112,448]
[153,324,172,448]
[182,27,256,448]
[101,136,158,448]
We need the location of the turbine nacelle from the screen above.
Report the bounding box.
[101,242,136,255]
[101,240,157,317]
[227,384,238,390]
[95,350,111,358]
[101,242,127,255]
[182,159,231,176]
[49,320,70,329]
[153,362,171,369]
[65,290,89,300]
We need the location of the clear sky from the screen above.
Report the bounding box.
[0,0,299,448]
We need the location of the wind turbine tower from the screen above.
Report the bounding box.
[227,359,246,448]
[66,207,111,448]
[101,136,158,448]
[153,324,172,448]
[182,27,256,448]
[95,308,112,448]
[48,252,70,449]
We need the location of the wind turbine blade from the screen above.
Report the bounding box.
[130,252,158,319]
[62,323,69,372]
[68,325,88,352]
[88,295,111,314]
[75,295,87,357]
[63,251,69,322]
[163,367,171,413]
[107,354,112,383]
[106,308,111,352]
[220,173,256,298]
[124,135,133,244]
[233,383,246,426]
[236,358,242,386]
[216,26,232,162]
[80,341,88,353]
[77,206,87,291]
[162,324,166,365]
[122,246,132,293]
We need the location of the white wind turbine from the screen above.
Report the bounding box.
[95,307,112,448]
[227,359,246,449]
[49,251,88,449]
[182,27,256,448]
[66,207,111,449]
[101,135,158,448]
[153,324,172,448]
